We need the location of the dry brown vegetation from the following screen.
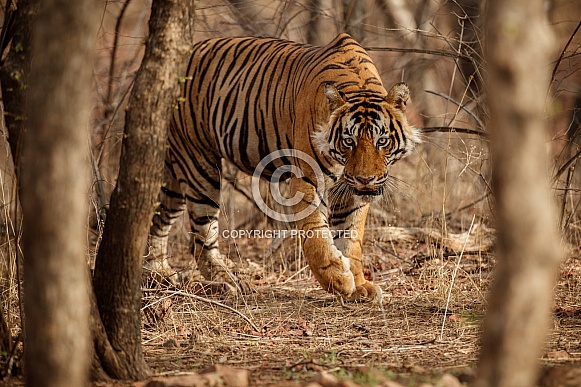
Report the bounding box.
[1,0,581,385]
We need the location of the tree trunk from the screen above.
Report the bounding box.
[91,0,194,380]
[21,0,99,385]
[475,1,562,387]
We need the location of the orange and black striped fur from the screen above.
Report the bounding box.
[147,33,420,301]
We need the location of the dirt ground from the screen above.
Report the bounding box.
[134,226,581,386]
[1,220,580,386]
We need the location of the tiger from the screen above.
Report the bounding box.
[146,33,420,303]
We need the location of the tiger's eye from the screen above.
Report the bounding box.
[377,137,389,147]
[343,137,355,147]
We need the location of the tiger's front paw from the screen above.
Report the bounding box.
[348,280,383,304]
[312,253,357,298]
[329,269,357,299]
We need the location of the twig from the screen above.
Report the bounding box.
[420,126,487,137]
[559,163,574,229]
[90,148,108,223]
[160,289,259,332]
[106,0,131,109]
[374,243,414,265]
[365,46,470,60]
[563,194,581,233]
[445,15,464,128]
[551,20,581,85]
[0,0,15,64]
[553,148,581,185]
[453,193,490,215]
[425,89,485,130]
[417,136,493,197]
[421,192,490,222]
[413,250,493,264]
[439,215,476,341]
[96,75,135,167]
[281,265,310,284]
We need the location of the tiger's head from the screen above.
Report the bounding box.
[314,82,420,198]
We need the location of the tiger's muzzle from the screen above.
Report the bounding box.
[350,175,383,196]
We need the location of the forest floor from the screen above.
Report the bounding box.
[134,224,581,386]
[2,223,581,386]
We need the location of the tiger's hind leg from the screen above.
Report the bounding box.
[330,197,382,304]
[147,160,249,294]
[146,163,186,280]
[182,160,251,294]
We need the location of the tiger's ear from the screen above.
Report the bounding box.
[324,83,347,111]
[386,82,410,112]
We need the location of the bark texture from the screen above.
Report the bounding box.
[21,0,99,385]
[475,1,562,386]
[91,0,194,380]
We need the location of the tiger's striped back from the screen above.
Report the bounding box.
[170,33,395,178]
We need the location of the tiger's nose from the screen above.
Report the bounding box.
[355,175,375,185]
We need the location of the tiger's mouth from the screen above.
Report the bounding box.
[354,187,382,196]
[342,174,385,196]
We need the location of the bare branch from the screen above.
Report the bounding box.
[551,20,581,85]
[421,126,487,137]
[425,89,485,129]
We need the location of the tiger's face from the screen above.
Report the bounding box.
[314,82,420,198]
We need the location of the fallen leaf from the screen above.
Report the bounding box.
[448,314,468,323]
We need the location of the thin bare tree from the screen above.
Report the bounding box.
[475,0,563,386]
[21,0,99,385]
[91,0,195,379]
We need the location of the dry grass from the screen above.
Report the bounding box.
[135,220,581,385]
[136,212,491,384]
[141,233,489,386]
